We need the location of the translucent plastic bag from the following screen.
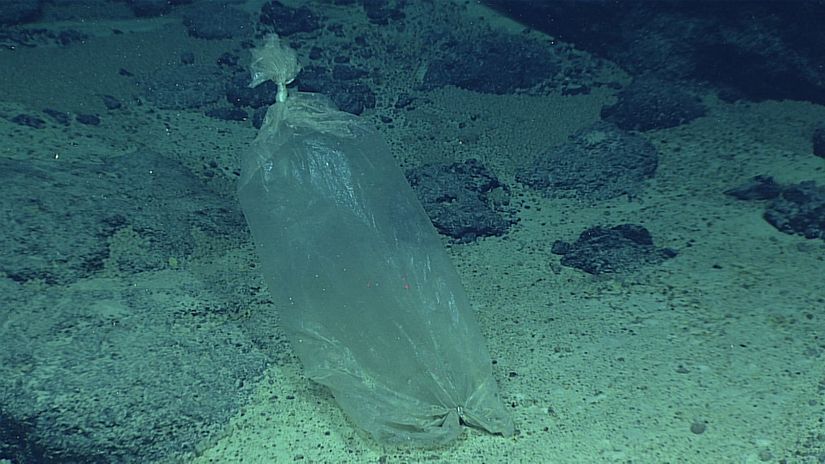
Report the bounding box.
[238,36,513,446]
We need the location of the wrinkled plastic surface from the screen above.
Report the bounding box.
[238,93,513,446]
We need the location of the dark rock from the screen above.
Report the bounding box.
[332,64,369,81]
[395,93,414,109]
[328,81,375,115]
[10,113,46,128]
[422,33,559,94]
[0,0,41,25]
[362,0,404,25]
[43,108,70,125]
[517,121,659,200]
[406,159,514,242]
[226,72,278,108]
[601,75,706,131]
[184,3,251,40]
[126,0,184,17]
[259,0,321,36]
[76,113,101,125]
[290,66,376,115]
[251,106,268,129]
[56,29,88,46]
[561,82,590,96]
[551,224,676,274]
[0,26,87,48]
[482,1,825,105]
[0,28,38,47]
[726,178,825,241]
[180,50,195,64]
[813,125,825,158]
[217,52,240,68]
[764,181,825,240]
[102,95,123,110]
[308,46,323,60]
[724,175,782,200]
[0,152,245,285]
[295,65,329,93]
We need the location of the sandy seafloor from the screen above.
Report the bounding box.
[1,1,824,463]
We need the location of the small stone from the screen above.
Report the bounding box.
[102,95,122,110]
[180,51,195,65]
[43,108,70,125]
[690,421,706,434]
[814,126,825,158]
[11,114,46,128]
[76,114,101,126]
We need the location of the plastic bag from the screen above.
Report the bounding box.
[238,36,513,446]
